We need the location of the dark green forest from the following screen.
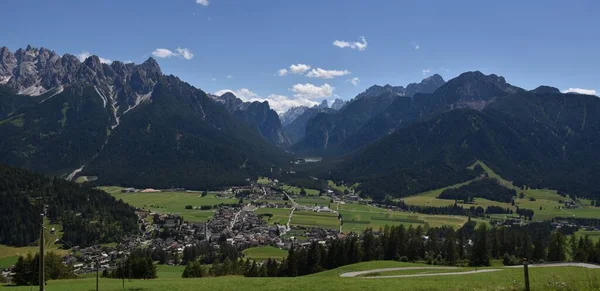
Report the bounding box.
[438,178,517,203]
[0,163,138,246]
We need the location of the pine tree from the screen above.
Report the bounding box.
[470,224,490,266]
[444,228,458,266]
[547,231,567,262]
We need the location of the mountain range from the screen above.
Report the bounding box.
[291,74,446,155]
[0,46,288,188]
[1,45,600,200]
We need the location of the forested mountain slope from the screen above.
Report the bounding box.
[332,91,600,200]
[0,163,138,247]
[0,46,289,188]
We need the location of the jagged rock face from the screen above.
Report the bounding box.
[280,106,309,126]
[212,92,290,146]
[292,75,447,155]
[331,99,346,110]
[405,74,445,96]
[340,71,522,154]
[0,46,163,130]
[355,84,406,100]
[317,99,328,109]
[0,46,287,187]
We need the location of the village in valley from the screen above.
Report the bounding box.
[7,178,353,278]
[3,171,599,282]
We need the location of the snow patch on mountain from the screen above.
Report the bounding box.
[18,82,48,96]
[39,85,64,104]
[123,91,153,114]
[0,75,11,84]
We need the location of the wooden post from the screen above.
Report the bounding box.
[121,259,125,289]
[39,213,45,291]
[523,258,530,291]
[96,259,99,291]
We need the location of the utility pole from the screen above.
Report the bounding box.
[39,213,45,291]
[523,258,530,291]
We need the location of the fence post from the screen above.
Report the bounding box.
[523,258,530,291]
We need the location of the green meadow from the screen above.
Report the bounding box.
[339,203,471,233]
[255,207,293,225]
[242,246,287,261]
[100,186,238,222]
[401,161,598,221]
[3,261,600,291]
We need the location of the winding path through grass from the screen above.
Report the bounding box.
[339,263,600,279]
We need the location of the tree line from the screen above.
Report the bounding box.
[10,252,75,286]
[438,178,517,203]
[235,221,596,278]
[377,198,534,220]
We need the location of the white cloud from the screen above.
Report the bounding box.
[152,48,194,60]
[77,51,112,64]
[348,77,360,86]
[333,36,368,51]
[278,69,289,76]
[291,83,334,99]
[196,0,209,6]
[333,40,350,49]
[306,68,351,79]
[226,75,233,79]
[422,69,431,75]
[289,64,311,74]
[211,78,217,81]
[278,64,310,76]
[563,88,597,95]
[262,94,318,114]
[214,89,318,114]
[415,45,420,50]
[176,48,194,60]
[152,48,176,58]
[214,88,258,100]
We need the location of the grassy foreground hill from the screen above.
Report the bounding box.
[3,261,600,291]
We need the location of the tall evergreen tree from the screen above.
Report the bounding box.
[547,231,567,262]
[470,224,490,266]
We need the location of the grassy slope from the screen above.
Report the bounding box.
[280,185,320,196]
[4,261,600,291]
[100,186,238,222]
[242,246,287,261]
[401,161,598,221]
[339,203,469,233]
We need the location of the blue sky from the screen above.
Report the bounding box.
[2,0,598,112]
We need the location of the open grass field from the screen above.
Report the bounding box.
[257,177,271,185]
[280,185,320,196]
[327,180,358,194]
[401,161,598,221]
[291,210,340,230]
[295,196,331,206]
[339,203,470,233]
[4,261,600,291]
[574,230,600,242]
[254,207,292,225]
[99,186,238,222]
[242,246,287,261]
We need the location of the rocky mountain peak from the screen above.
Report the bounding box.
[331,98,346,110]
[317,99,328,109]
[531,85,561,95]
[140,57,162,75]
